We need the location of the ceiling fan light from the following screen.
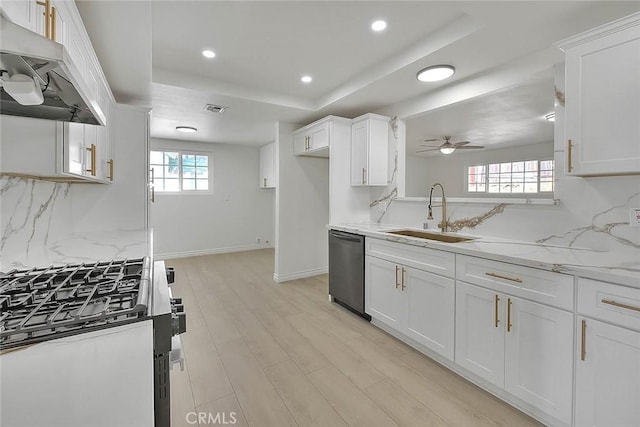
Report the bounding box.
[440,146,456,155]
[417,65,455,82]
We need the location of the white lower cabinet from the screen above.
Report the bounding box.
[575,317,640,427]
[455,281,573,424]
[365,255,455,360]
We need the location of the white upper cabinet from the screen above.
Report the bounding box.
[351,113,389,186]
[259,142,276,188]
[556,12,640,176]
[294,118,330,157]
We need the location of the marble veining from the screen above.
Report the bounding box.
[446,203,507,232]
[537,191,640,249]
[370,116,400,223]
[1,177,70,255]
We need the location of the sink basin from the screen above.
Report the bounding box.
[386,229,475,243]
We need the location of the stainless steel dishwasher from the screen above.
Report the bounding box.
[328,230,370,320]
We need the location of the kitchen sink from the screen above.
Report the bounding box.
[385,229,475,243]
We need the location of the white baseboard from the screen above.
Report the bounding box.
[156,244,269,260]
[273,267,328,283]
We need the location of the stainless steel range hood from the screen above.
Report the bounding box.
[0,15,105,125]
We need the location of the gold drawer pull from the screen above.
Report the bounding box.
[601,299,640,313]
[581,319,586,361]
[86,144,96,176]
[567,139,573,173]
[507,298,513,332]
[107,159,114,181]
[395,266,400,289]
[401,268,406,291]
[485,272,523,283]
[362,168,366,185]
[494,295,500,327]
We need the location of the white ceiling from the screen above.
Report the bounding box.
[76,1,640,147]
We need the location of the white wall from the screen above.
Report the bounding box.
[406,141,554,197]
[274,122,330,282]
[150,138,274,258]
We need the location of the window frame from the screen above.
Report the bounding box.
[466,159,555,196]
[150,149,212,194]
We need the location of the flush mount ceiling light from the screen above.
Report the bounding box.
[176,126,197,133]
[202,49,216,59]
[545,112,556,122]
[371,19,387,32]
[301,75,312,83]
[439,146,456,155]
[417,65,455,82]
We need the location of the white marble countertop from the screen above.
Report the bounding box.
[0,229,152,272]
[330,223,640,288]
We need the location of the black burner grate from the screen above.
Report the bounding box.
[0,258,150,350]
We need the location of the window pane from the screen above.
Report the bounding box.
[165,165,179,178]
[540,182,553,192]
[500,162,511,173]
[524,182,538,193]
[165,152,179,166]
[477,184,486,192]
[182,179,196,190]
[182,154,195,167]
[183,166,195,178]
[154,180,164,192]
[150,164,164,179]
[164,179,179,191]
[196,167,208,178]
[196,155,208,167]
[525,160,538,171]
[489,163,500,173]
[150,151,164,164]
[197,179,209,190]
[512,162,524,172]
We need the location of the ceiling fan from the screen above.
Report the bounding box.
[417,136,485,155]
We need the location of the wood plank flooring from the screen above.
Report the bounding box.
[168,249,541,427]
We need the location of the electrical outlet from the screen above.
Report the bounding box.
[630,208,640,227]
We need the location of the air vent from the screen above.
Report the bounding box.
[202,104,228,114]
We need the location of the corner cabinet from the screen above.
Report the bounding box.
[259,142,276,188]
[351,113,389,186]
[555,12,640,176]
[294,116,350,157]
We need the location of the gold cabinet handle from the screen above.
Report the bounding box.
[567,139,573,173]
[264,177,267,187]
[580,319,586,361]
[107,159,114,181]
[150,168,155,203]
[37,0,51,39]
[395,266,400,289]
[51,5,56,41]
[86,144,96,176]
[494,295,500,327]
[401,267,406,291]
[507,298,513,332]
[362,168,366,185]
[485,272,523,283]
[601,299,640,313]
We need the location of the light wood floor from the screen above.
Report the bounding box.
[168,249,541,427]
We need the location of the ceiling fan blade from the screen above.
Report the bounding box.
[418,144,442,147]
[423,138,440,142]
[457,145,485,149]
[452,141,471,146]
[415,148,440,153]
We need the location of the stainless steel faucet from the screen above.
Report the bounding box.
[427,182,448,232]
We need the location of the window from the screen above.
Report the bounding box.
[150,150,211,192]
[467,160,554,194]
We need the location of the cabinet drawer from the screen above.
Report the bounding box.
[456,255,574,310]
[366,238,455,278]
[578,278,640,331]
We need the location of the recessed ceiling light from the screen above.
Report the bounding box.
[301,75,312,83]
[176,126,197,133]
[202,49,216,59]
[371,20,387,32]
[545,112,556,122]
[417,65,456,82]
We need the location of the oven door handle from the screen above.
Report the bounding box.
[330,230,362,242]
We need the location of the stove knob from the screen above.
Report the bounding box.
[172,304,185,313]
[171,297,183,305]
[172,312,186,335]
[165,267,175,284]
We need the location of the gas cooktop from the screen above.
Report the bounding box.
[0,258,150,350]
